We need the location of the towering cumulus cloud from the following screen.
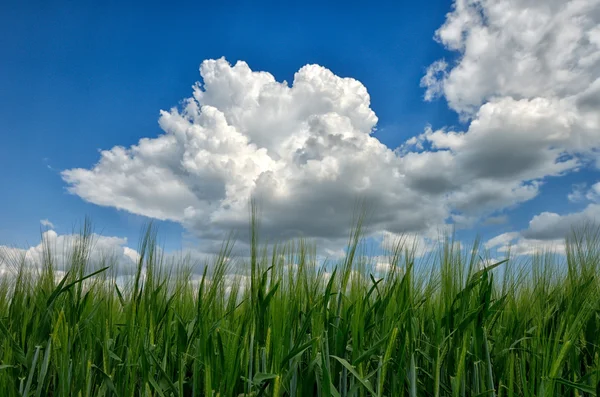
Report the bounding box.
[63,0,600,252]
[62,59,449,246]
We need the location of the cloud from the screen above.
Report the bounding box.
[0,230,140,275]
[518,181,600,241]
[485,232,520,251]
[62,58,452,250]
[568,183,588,202]
[380,230,444,256]
[521,203,600,240]
[586,182,600,202]
[483,215,508,226]
[408,0,600,226]
[485,231,565,256]
[40,219,55,229]
[61,0,600,249]
[486,196,600,255]
[414,0,600,225]
[422,0,600,153]
[424,0,600,117]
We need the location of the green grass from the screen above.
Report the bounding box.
[1,211,599,396]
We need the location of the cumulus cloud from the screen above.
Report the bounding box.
[410,0,598,222]
[62,58,452,250]
[0,230,140,275]
[61,0,600,251]
[424,0,600,116]
[486,193,600,256]
[452,1,600,258]
[485,231,566,256]
[521,204,600,240]
[422,0,600,147]
[415,0,600,230]
[513,180,600,242]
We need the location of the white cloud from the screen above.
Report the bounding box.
[485,232,520,250]
[568,183,588,202]
[123,246,141,264]
[585,182,600,202]
[0,230,140,275]
[380,230,443,257]
[522,203,600,240]
[485,231,565,256]
[410,0,600,224]
[62,58,452,250]
[61,0,600,249]
[416,0,600,230]
[420,60,447,101]
[422,0,600,154]
[40,219,55,229]
[425,0,600,116]
[486,200,600,255]
[567,182,600,203]
[373,260,393,274]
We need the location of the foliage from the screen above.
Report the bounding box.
[1,213,599,396]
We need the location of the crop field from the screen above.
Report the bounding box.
[1,213,599,396]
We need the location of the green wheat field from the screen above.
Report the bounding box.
[1,211,599,396]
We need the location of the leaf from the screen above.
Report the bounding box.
[262,281,280,308]
[354,331,392,365]
[471,260,507,281]
[47,267,110,308]
[108,350,122,363]
[177,317,187,353]
[92,364,119,396]
[0,319,26,366]
[35,339,52,397]
[551,377,596,395]
[354,331,391,365]
[22,345,41,397]
[146,348,180,397]
[147,376,167,397]
[114,284,126,308]
[279,337,318,370]
[253,372,278,384]
[331,355,377,396]
[320,353,341,397]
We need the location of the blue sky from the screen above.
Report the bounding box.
[1,0,600,262]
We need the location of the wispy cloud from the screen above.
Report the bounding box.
[40,219,55,229]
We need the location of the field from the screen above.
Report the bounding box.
[1,213,599,396]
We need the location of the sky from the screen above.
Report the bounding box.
[1,0,600,271]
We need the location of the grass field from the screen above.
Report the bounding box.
[1,211,599,396]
